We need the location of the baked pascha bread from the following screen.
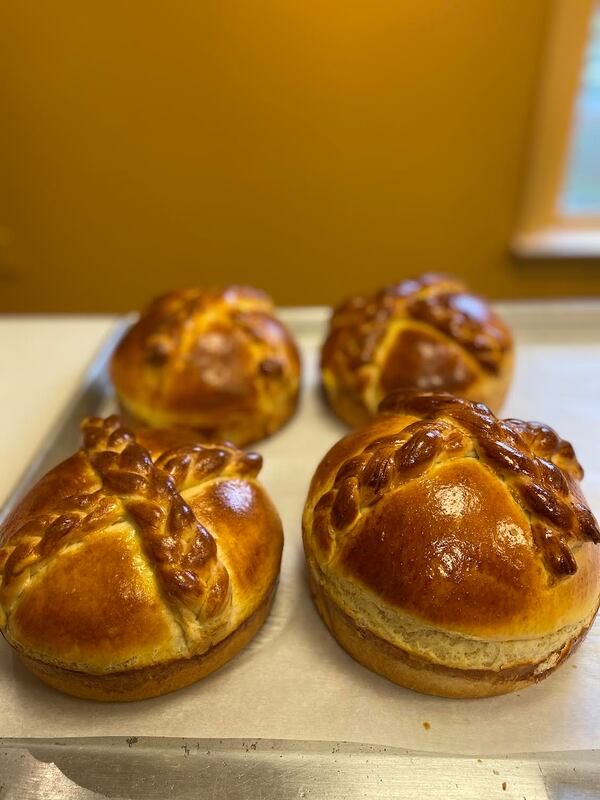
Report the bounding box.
[303,392,600,698]
[0,416,283,701]
[111,286,301,447]
[321,274,513,427]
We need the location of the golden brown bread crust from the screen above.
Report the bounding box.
[111,286,301,447]
[302,392,600,697]
[0,416,283,700]
[321,274,514,427]
[19,582,277,701]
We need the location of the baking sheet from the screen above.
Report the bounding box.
[0,304,599,754]
[2,738,598,800]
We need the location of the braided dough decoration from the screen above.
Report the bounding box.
[303,392,600,695]
[321,274,513,427]
[314,392,599,579]
[0,416,282,692]
[111,286,301,447]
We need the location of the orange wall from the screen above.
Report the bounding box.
[1,0,599,312]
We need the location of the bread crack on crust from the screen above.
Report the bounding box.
[321,274,514,427]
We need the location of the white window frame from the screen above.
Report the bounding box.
[513,0,600,258]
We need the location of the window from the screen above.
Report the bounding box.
[561,6,600,215]
[514,0,600,257]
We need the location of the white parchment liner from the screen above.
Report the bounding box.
[0,307,598,753]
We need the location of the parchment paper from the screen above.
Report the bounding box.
[0,307,599,754]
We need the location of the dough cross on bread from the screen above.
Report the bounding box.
[314,392,600,579]
[0,416,237,630]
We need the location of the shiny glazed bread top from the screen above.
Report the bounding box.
[321,274,513,425]
[0,416,282,673]
[111,286,301,445]
[303,392,600,639]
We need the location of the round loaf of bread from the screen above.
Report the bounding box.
[111,286,301,447]
[321,274,513,427]
[302,392,600,698]
[0,416,283,701]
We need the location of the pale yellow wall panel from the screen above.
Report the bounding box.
[1,1,599,312]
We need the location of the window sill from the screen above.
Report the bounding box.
[512,227,600,258]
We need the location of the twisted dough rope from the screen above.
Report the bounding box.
[321,276,513,424]
[324,275,511,375]
[311,393,600,579]
[0,416,262,636]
